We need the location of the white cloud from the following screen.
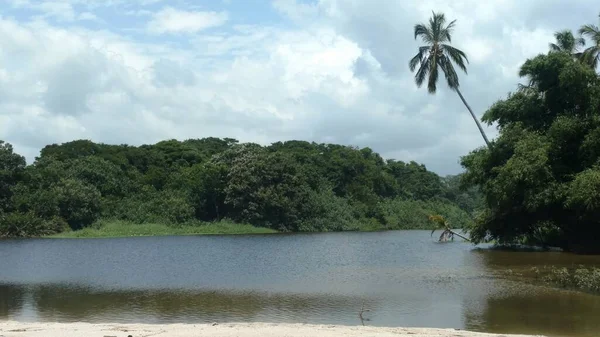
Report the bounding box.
[272,0,319,22]
[0,1,598,175]
[78,12,101,22]
[147,7,228,34]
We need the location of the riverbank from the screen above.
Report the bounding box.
[49,220,277,238]
[0,322,544,337]
[45,219,469,239]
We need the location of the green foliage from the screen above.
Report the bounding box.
[0,136,479,238]
[531,266,600,295]
[549,30,585,56]
[0,212,68,238]
[378,198,472,230]
[179,162,228,220]
[225,149,315,231]
[103,187,194,225]
[298,188,360,232]
[53,179,102,230]
[462,50,600,252]
[442,174,484,215]
[49,219,276,238]
[409,11,467,93]
[578,13,600,69]
[0,141,26,213]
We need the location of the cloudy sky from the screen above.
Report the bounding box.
[0,0,597,174]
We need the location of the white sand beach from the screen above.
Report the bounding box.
[0,321,545,337]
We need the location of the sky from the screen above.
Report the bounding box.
[0,0,597,175]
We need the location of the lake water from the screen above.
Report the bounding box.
[1,231,599,337]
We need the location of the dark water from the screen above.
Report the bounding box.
[1,231,599,337]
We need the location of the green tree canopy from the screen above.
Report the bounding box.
[0,137,480,238]
[461,51,600,253]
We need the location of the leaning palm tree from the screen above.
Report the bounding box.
[429,215,470,242]
[549,30,585,57]
[409,12,491,149]
[579,13,600,69]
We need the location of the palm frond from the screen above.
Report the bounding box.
[440,19,456,43]
[439,56,460,89]
[549,42,561,52]
[581,46,600,68]
[414,59,430,88]
[409,53,421,72]
[429,11,447,42]
[414,24,433,43]
[442,44,468,73]
[550,30,584,54]
[409,46,430,71]
[409,11,469,93]
[578,24,600,38]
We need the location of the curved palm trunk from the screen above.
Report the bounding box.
[447,228,470,242]
[455,88,492,149]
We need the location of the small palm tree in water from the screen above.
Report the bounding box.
[429,214,470,242]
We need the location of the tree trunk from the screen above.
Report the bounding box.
[455,88,492,149]
[214,198,220,221]
[448,229,470,242]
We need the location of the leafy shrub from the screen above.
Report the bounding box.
[103,187,194,225]
[0,212,69,238]
[298,188,361,232]
[537,266,600,294]
[378,198,472,230]
[53,178,102,230]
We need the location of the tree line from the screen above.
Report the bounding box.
[0,138,480,237]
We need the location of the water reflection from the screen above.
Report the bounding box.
[0,284,25,319]
[461,248,600,337]
[1,232,600,337]
[464,291,600,337]
[0,283,377,325]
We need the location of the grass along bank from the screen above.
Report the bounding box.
[49,220,277,238]
[532,266,600,295]
[46,216,472,239]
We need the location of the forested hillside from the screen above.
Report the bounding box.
[0,138,479,237]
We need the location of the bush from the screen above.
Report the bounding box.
[378,198,473,230]
[0,212,69,238]
[103,187,194,225]
[298,188,361,232]
[537,266,600,294]
[53,179,102,229]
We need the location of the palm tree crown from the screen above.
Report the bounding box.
[579,13,600,69]
[549,30,585,56]
[409,11,468,94]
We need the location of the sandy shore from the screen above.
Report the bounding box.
[0,321,545,337]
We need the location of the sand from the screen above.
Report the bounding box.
[0,321,545,337]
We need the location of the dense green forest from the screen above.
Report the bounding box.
[461,30,600,253]
[0,138,480,237]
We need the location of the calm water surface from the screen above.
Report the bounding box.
[1,231,599,337]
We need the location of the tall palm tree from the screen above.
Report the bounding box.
[579,13,600,69]
[549,30,585,57]
[409,12,491,149]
